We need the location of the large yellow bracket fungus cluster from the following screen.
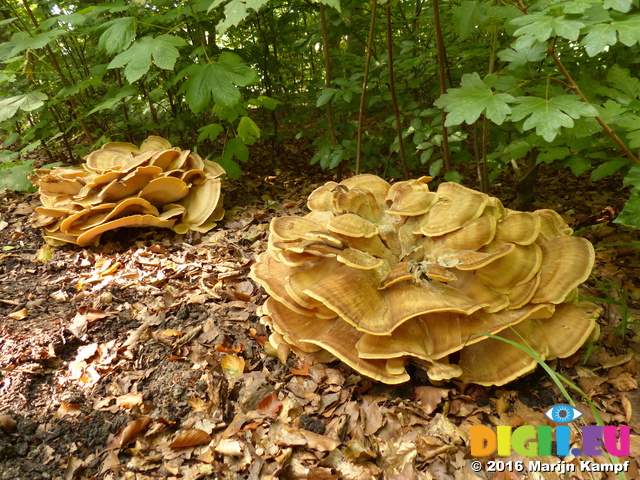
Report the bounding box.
[30,136,225,246]
[251,174,600,386]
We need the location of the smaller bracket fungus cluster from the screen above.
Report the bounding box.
[251,174,600,386]
[30,136,225,246]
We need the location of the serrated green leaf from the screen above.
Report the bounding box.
[226,137,249,163]
[444,170,463,183]
[237,117,260,144]
[197,123,224,143]
[510,95,599,142]
[435,73,514,126]
[108,35,186,83]
[607,65,640,100]
[452,1,487,41]
[0,160,35,192]
[0,92,48,122]
[613,191,640,228]
[590,158,629,181]
[623,164,640,188]
[182,63,240,112]
[99,17,136,55]
[88,85,138,115]
[214,155,242,179]
[429,158,443,177]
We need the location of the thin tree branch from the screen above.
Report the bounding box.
[432,0,451,172]
[548,44,638,164]
[386,4,410,179]
[356,0,377,175]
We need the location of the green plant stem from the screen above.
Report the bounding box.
[386,4,410,179]
[432,0,451,173]
[356,0,378,175]
[548,44,638,165]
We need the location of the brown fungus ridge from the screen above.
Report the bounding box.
[30,136,225,246]
[251,174,599,386]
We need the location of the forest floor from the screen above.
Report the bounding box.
[1,142,640,480]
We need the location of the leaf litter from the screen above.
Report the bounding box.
[0,164,639,479]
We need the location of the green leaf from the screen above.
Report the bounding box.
[604,0,632,12]
[510,95,599,142]
[429,158,443,177]
[623,164,640,188]
[614,191,640,228]
[581,15,640,56]
[99,17,136,55]
[40,13,87,30]
[182,64,238,112]
[497,43,546,68]
[590,158,628,181]
[435,73,514,126]
[108,35,186,83]
[452,1,487,41]
[511,14,584,46]
[182,57,257,112]
[317,88,338,107]
[537,147,570,164]
[581,23,618,56]
[607,65,640,100]
[566,157,591,176]
[0,160,35,192]
[237,117,260,144]
[218,52,259,86]
[197,123,224,143]
[444,170,463,183]
[216,0,270,35]
[248,96,281,110]
[214,156,242,179]
[226,137,249,163]
[6,30,65,56]
[0,92,48,122]
[87,85,139,115]
[313,0,342,13]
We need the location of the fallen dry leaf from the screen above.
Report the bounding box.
[0,414,17,432]
[108,416,152,450]
[8,308,28,320]
[257,393,283,414]
[169,428,213,449]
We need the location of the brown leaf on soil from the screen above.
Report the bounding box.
[169,428,213,449]
[55,401,82,418]
[107,416,152,450]
[0,414,17,432]
[188,397,211,412]
[257,393,283,414]
[221,354,245,381]
[116,393,143,410]
[413,386,450,415]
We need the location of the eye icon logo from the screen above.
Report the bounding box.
[544,404,584,423]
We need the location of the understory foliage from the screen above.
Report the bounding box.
[1,0,640,228]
